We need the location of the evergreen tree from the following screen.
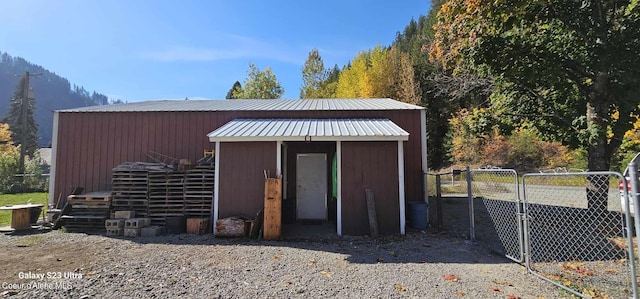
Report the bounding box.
[226,81,242,99]
[0,51,111,146]
[5,74,38,173]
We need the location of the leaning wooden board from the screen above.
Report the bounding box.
[263,178,282,240]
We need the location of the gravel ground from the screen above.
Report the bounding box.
[0,226,567,298]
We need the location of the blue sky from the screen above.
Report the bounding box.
[0,0,431,101]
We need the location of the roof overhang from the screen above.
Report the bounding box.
[207,118,409,142]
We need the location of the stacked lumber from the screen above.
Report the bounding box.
[148,169,185,226]
[61,192,111,232]
[184,165,215,218]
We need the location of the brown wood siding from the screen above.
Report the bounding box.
[217,142,276,218]
[53,109,423,228]
[341,141,400,235]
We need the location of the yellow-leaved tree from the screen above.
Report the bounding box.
[336,51,371,98]
[0,123,20,192]
[335,45,419,104]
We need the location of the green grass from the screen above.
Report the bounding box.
[0,192,48,226]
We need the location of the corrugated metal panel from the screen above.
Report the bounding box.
[58,98,424,112]
[53,109,423,217]
[218,142,276,218]
[207,119,409,142]
[342,141,400,235]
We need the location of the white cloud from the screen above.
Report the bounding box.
[142,35,305,65]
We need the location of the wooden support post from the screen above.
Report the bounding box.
[365,188,379,237]
[263,178,282,240]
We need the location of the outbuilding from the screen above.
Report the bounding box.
[49,98,427,236]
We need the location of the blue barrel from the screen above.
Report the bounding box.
[408,201,429,229]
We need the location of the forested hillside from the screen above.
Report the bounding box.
[0,52,112,146]
[293,0,640,173]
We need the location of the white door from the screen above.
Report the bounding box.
[296,153,327,220]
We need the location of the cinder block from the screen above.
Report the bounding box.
[142,218,151,227]
[105,219,125,229]
[106,228,124,236]
[125,218,146,228]
[141,226,164,237]
[124,228,141,237]
[114,211,136,219]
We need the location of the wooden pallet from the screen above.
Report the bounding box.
[59,190,113,233]
[184,167,214,217]
[69,206,110,217]
[67,191,112,202]
[108,162,216,226]
[147,169,186,227]
[111,163,153,218]
[60,215,106,232]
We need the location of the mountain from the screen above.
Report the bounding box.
[0,51,114,147]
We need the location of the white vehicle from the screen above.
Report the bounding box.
[619,152,640,216]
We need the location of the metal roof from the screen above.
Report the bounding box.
[58,98,424,112]
[207,119,409,142]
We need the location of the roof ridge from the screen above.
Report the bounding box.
[57,98,425,112]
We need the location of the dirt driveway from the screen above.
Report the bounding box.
[0,207,571,299]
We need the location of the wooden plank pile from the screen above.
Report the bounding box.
[148,169,185,226]
[60,192,112,232]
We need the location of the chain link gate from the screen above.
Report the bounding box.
[468,168,524,263]
[522,172,638,298]
[466,168,639,297]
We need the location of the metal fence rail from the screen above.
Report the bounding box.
[522,172,637,298]
[468,169,524,263]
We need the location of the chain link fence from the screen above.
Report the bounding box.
[468,169,524,263]
[430,167,638,298]
[522,172,637,298]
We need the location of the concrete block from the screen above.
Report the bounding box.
[141,226,164,237]
[114,211,136,219]
[125,218,146,228]
[124,228,141,237]
[105,219,125,229]
[106,228,124,236]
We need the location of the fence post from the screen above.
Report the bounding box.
[629,163,640,264]
[623,165,640,299]
[435,174,443,230]
[466,166,475,243]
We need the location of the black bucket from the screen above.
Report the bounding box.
[165,216,186,234]
[29,206,43,224]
